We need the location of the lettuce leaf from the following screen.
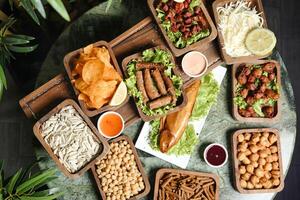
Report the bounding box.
[234,96,248,109]
[189,0,201,11]
[191,73,220,120]
[125,49,183,116]
[149,120,198,156]
[253,99,265,117]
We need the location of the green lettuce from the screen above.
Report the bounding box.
[189,0,201,11]
[234,96,248,109]
[191,73,220,120]
[253,99,265,117]
[125,49,183,116]
[149,120,198,156]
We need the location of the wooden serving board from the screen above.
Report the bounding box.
[19,17,223,126]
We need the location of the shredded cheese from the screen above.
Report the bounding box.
[217,0,264,57]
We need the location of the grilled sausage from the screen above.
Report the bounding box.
[144,69,160,100]
[162,73,177,104]
[136,71,149,103]
[151,69,167,95]
[148,95,172,110]
[136,62,164,71]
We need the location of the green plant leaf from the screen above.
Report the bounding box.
[47,0,70,21]
[31,188,60,197]
[19,192,64,200]
[7,44,38,53]
[0,64,7,89]
[0,80,3,101]
[7,34,35,41]
[0,160,4,189]
[5,168,22,194]
[31,0,46,18]
[16,169,56,195]
[2,36,30,45]
[20,0,40,25]
[106,0,113,12]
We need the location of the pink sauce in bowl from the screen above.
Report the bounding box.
[182,51,208,77]
[204,143,228,168]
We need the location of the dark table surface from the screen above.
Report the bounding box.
[0,0,299,199]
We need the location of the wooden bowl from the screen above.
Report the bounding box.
[64,40,130,117]
[121,45,187,122]
[232,59,281,123]
[212,0,269,64]
[147,0,217,57]
[153,168,220,200]
[91,135,151,200]
[33,99,110,179]
[232,128,284,193]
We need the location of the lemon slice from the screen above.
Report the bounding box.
[245,28,277,56]
[109,81,127,106]
[174,0,185,2]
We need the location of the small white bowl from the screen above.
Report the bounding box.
[97,111,124,139]
[203,143,228,168]
[182,51,208,78]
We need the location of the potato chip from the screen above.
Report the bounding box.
[72,45,122,110]
[82,59,105,84]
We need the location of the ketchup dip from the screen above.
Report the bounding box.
[204,143,228,168]
[182,51,208,77]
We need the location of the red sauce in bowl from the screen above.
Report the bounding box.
[205,145,227,166]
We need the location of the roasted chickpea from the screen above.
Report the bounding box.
[271,170,280,179]
[245,149,252,156]
[241,172,251,181]
[239,165,246,174]
[249,144,259,154]
[238,152,246,161]
[258,158,266,166]
[250,175,259,185]
[258,150,268,158]
[247,182,254,189]
[268,134,277,145]
[266,155,274,163]
[272,162,279,170]
[270,145,278,153]
[264,171,272,179]
[238,141,248,152]
[244,133,251,141]
[255,183,263,189]
[246,164,255,173]
[272,153,279,162]
[262,180,273,189]
[240,179,247,188]
[272,178,280,186]
[252,161,259,168]
[242,158,251,165]
[264,162,272,171]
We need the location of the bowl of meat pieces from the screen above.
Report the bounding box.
[232,60,281,122]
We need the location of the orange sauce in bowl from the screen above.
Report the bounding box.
[99,113,123,137]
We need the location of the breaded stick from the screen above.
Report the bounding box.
[152,69,167,95]
[162,73,177,104]
[136,71,149,103]
[136,62,164,70]
[148,95,172,110]
[144,69,160,100]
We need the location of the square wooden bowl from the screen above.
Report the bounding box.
[33,99,110,179]
[91,135,151,200]
[232,59,281,123]
[212,0,269,64]
[232,128,284,193]
[147,0,217,57]
[64,40,129,117]
[121,45,187,121]
[153,168,220,200]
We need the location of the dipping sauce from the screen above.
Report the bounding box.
[204,143,228,168]
[98,111,124,138]
[182,51,208,77]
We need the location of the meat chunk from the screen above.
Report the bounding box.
[136,71,149,103]
[144,69,160,100]
[136,62,164,71]
[162,73,177,104]
[151,69,167,95]
[148,95,172,110]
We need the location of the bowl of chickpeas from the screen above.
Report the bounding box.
[232,128,284,193]
[91,135,150,200]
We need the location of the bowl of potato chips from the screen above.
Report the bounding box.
[64,41,129,117]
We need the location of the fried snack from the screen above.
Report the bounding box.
[158,172,217,200]
[71,45,122,109]
[144,69,161,100]
[152,69,167,95]
[148,95,172,110]
[136,62,164,71]
[236,131,281,190]
[162,73,177,104]
[159,81,201,153]
[136,71,149,103]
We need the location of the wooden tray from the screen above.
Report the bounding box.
[20,17,223,126]
[91,135,151,200]
[232,59,281,123]
[121,45,188,121]
[212,0,269,64]
[153,168,220,200]
[33,99,110,179]
[63,40,130,117]
[147,0,218,57]
[232,128,284,193]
